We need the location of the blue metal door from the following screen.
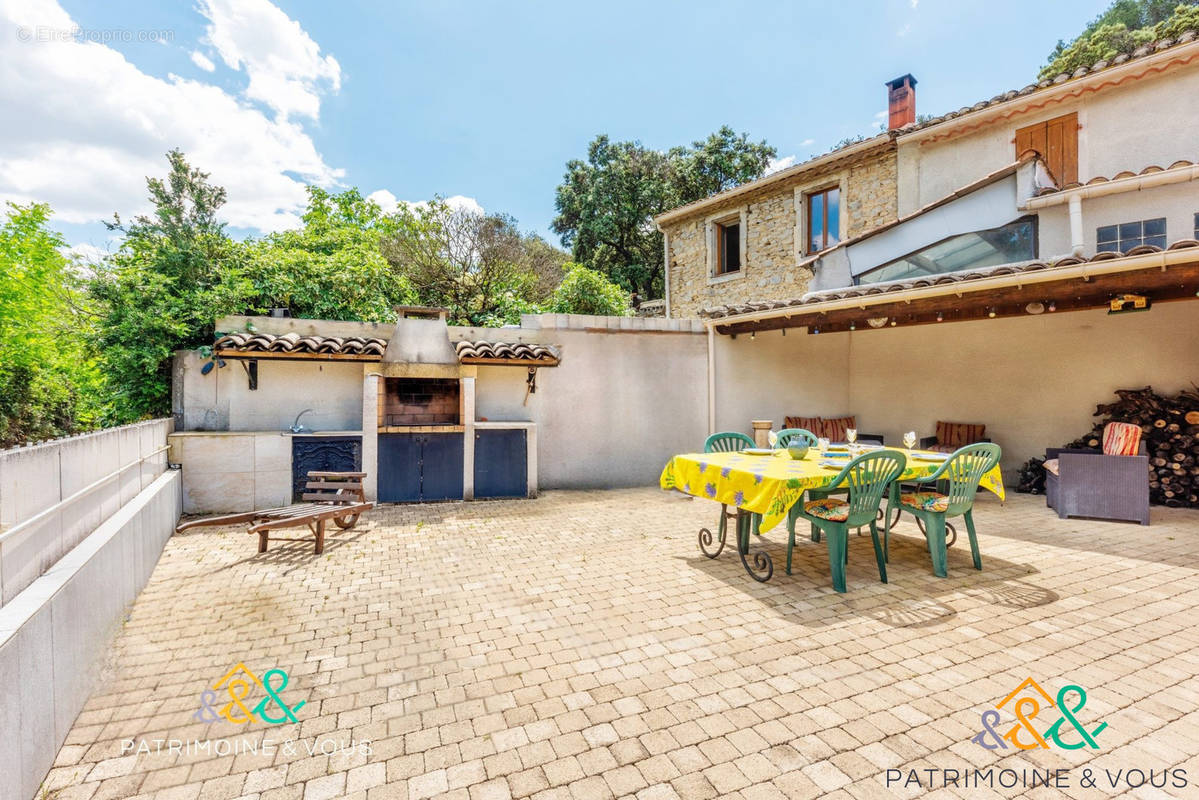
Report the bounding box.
[378,432,463,502]
[420,433,464,501]
[474,429,527,498]
[378,434,422,502]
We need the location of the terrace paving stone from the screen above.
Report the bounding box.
[42,489,1199,800]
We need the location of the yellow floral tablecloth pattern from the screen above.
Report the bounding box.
[660,450,1004,534]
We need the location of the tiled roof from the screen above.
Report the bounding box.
[700,238,1199,319]
[214,331,388,356]
[1035,159,1197,194]
[455,341,560,364]
[901,30,1199,135]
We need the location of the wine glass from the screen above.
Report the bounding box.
[846,428,857,455]
[903,430,917,450]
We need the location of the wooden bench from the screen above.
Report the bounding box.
[175,472,373,554]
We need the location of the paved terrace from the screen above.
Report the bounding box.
[42,491,1199,800]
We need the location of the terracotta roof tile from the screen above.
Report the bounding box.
[699,237,1199,319]
[454,341,560,364]
[214,332,388,356]
[899,30,1199,135]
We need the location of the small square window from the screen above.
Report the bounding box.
[1095,217,1166,253]
[715,220,740,275]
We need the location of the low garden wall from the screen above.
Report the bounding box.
[0,469,182,800]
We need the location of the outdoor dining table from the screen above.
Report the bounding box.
[659,447,1005,582]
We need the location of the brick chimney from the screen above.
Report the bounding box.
[885,74,917,130]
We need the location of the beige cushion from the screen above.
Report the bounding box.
[1043,458,1059,476]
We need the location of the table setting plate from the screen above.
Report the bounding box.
[742,448,775,456]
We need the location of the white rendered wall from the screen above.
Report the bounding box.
[174,351,364,432]
[712,301,1199,478]
[898,62,1199,215]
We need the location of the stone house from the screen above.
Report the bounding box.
[659,29,1199,318]
[655,122,900,319]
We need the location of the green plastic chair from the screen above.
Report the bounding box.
[774,428,818,449]
[704,431,754,453]
[888,442,1001,578]
[787,450,906,593]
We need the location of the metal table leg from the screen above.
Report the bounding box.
[737,510,773,582]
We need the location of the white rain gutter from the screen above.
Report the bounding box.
[662,230,672,318]
[702,246,1198,331]
[1023,162,1199,209]
[1020,162,1199,257]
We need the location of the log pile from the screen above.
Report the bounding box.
[1015,385,1199,507]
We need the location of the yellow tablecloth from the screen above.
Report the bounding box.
[660,449,1004,534]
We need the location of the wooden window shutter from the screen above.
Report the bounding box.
[1015,112,1077,186]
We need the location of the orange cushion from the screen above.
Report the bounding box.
[900,492,949,512]
[822,416,856,442]
[804,498,850,522]
[1102,422,1141,456]
[1043,458,1060,476]
[936,421,986,447]
[785,416,823,436]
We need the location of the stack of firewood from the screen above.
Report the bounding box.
[1015,386,1199,507]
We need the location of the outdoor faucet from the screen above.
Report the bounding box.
[290,409,314,434]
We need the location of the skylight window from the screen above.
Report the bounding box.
[857,217,1038,285]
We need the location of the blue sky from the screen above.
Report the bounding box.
[3,0,1105,257]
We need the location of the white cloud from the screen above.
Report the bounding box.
[367,189,398,210]
[0,0,343,232]
[63,242,108,263]
[800,138,815,147]
[197,0,340,120]
[370,190,485,216]
[764,155,796,175]
[190,50,216,72]
[897,23,912,37]
[910,0,918,8]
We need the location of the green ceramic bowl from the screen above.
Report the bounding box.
[787,444,810,460]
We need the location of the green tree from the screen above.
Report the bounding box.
[91,150,251,421]
[0,203,104,446]
[669,126,777,200]
[383,200,569,325]
[248,187,416,321]
[552,127,775,298]
[548,263,630,316]
[1040,1,1199,79]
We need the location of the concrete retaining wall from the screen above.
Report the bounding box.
[0,419,171,605]
[0,469,181,800]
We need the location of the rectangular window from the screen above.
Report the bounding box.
[1194,212,1198,239]
[807,186,840,254]
[1015,112,1078,186]
[858,216,1038,284]
[715,220,740,274]
[1096,217,1166,253]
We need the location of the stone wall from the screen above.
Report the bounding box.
[664,149,898,318]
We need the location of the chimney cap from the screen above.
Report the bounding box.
[885,74,918,90]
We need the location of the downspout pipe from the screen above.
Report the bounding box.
[662,229,672,318]
[1068,194,1084,257]
[706,322,716,436]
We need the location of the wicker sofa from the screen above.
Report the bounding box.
[1044,422,1150,525]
